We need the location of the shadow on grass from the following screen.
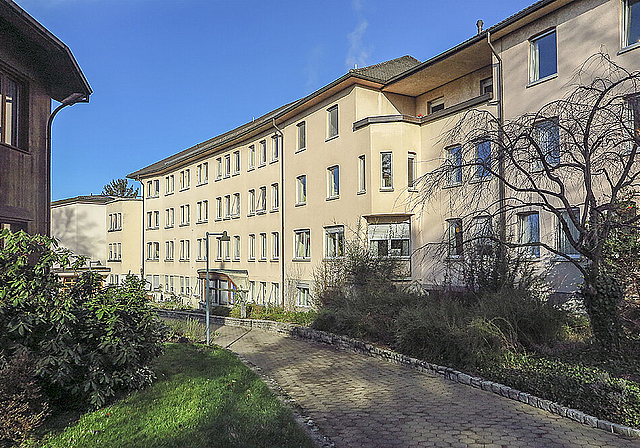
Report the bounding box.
[31,343,314,448]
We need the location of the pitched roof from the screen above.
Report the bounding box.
[51,195,114,207]
[349,55,421,82]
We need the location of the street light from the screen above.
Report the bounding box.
[205,230,230,344]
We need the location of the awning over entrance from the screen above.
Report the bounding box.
[197,269,249,306]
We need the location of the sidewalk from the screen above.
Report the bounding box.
[212,324,639,448]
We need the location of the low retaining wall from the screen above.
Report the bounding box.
[156,308,640,439]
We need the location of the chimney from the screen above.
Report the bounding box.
[476,19,483,34]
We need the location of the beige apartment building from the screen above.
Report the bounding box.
[129,0,640,308]
[105,197,142,285]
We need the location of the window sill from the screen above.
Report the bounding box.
[215,178,222,182]
[248,258,256,262]
[258,163,266,168]
[196,220,208,225]
[326,196,339,201]
[107,259,122,263]
[295,148,306,153]
[215,218,223,222]
[618,41,640,55]
[442,183,462,189]
[325,134,339,142]
[469,176,491,184]
[0,142,30,154]
[258,258,267,262]
[233,172,240,177]
[107,229,122,232]
[553,255,582,262]
[165,192,174,196]
[271,258,279,262]
[247,213,255,217]
[147,195,159,199]
[165,226,174,229]
[146,259,159,262]
[270,159,279,164]
[357,190,366,195]
[379,188,394,192]
[270,208,279,213]
[233,258,240,262]
[179,188,190,192]
[232,215,240,219]
[224,216,231,221]
[407,188,418,193]
[147,227,159,231]
[224,175,230,179]
[196,182,208,187]
[248,167,255,172]
[179,223,190,227]
[292,258,311,262]
[256,210,266,215]
[295,202,306,207]
[164,259,174,262]
[527,73,558,88]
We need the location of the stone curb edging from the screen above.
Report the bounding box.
[156,309,640,440]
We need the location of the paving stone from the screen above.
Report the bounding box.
[213,325,640,448]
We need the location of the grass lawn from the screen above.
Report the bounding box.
[27,343,315,448]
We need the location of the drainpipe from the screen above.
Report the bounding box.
[137,178,145,280]
[46,93,88,235]
[272,118,285,308]
[487,32,507,248]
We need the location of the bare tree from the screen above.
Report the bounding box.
[102,178,138,198]
[414,53,640,347]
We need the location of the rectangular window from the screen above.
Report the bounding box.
[146,242,159,260]
[233,151,240,174]
[407,153,416,189]
[257,186,267,212]
[428,97,444,114]
[260,282,267,305]
[296,286,311,307]
[368,222,410,258]
[297,121,306,151]
[0,74,24,148]
[180,204,190,225]
[216,197,222,220]
[233,193,241,217]
[224,154,231,178]
[216,157,223,179]
[296,175,307,205]
[530,30,557,83]
[358,155,366,193]
[223,239,230,261]
[473,216,492,255]
[480,77,493,96]
[518,212,540,258]
[234,236,241,260]
[447,218,464,257]
[196,238,206,261]
[216,238,222,260]
[271,183,279,210]
[165,208,174,228]
[557,209,580,257]
[224,195,231,219]
[249,281,255,302]
[165,241,174,261]
[180,239,190,261]
[248,145,255,170]
[249,234,256,260]
[327,165,340,198]
[117,243,122,260]
[260,233,267,260]
[381,152,393,190]
[259,140,267,166]
[272,232,279,260]
[476,141,491,178]
[272,135,280,161]
[294,229,311,260]
[626,94,640,152]
[624,0,640,48]
[271,283,280,305]
[446,146,462,186]
[327,105,339,138]
[199,162,208,185]
[325,226,344,258]
[165,175,175,194]
[180,170,190,190]
[534,118,560,167]
[248,189,256,214]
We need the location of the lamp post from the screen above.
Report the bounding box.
[205,230,230,345]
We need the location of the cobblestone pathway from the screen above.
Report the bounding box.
[212,325,639,448]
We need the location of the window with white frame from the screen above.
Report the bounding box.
[248,145,255,170]
[249,281,255,302]
[147,210,159,229]
[223,238,230,261]
[214,197,221,220]
[216,238,222,260]
[530,29,557,83]
[249,234,256,260]
[224,195,231,219]
[297,121,306,151]
[327,165,339,199]
[108,213,122,231]
[257,186,267,212]
[232,193,240,217]
[147,180,159,197]
[325,226,344,258]
[446,145,462,186]
[170,275,175,292]
[407,152,416,189]
[296,285,311,307]
[180,239,190,261]
[272,135,280,161]
[557,209,580,257]
[260,282,267,305]
[272,232,279,260]
[625,94,640,153]
[234,235,241,260]
[165,240,174,261]
[358,155,366,193]
[196,238,206,261]
[197,162,208,185]
[165,175,175,194]
[271,183,279,210]
[224,154,231,178]
[0,72,25,148]
[428,97,444,114]
[480,77,493,96]
[327,105,338,139]
[472,215,492,255]
[368,222,410,257]
[518,212,540,258]
[447,218,464,257]
[381,152,393,190]
[233,150,240,174]
[260,233,267,260]
[165,208,174,228]
[271,282,280,305]
[259,140,267,166]
[180,204,190,225]
[294,229,311,260]
[197,200,208,223]
[533,118,560,167]
[179,170,190,190]
[248,189,256,215]
[624,0,640,48]
[216,157,222,179]
[296,175,307,205]
[146,242,159,260]
[475,140,491,179]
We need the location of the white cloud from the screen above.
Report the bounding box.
[345,0,370,70]
[304,44,324,93]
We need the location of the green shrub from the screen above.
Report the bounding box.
[0,350,49,448]
[0,230,165,410]
[162,317,206,342]
[230,304,316,325]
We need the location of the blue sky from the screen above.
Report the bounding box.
[16,0,533,201]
